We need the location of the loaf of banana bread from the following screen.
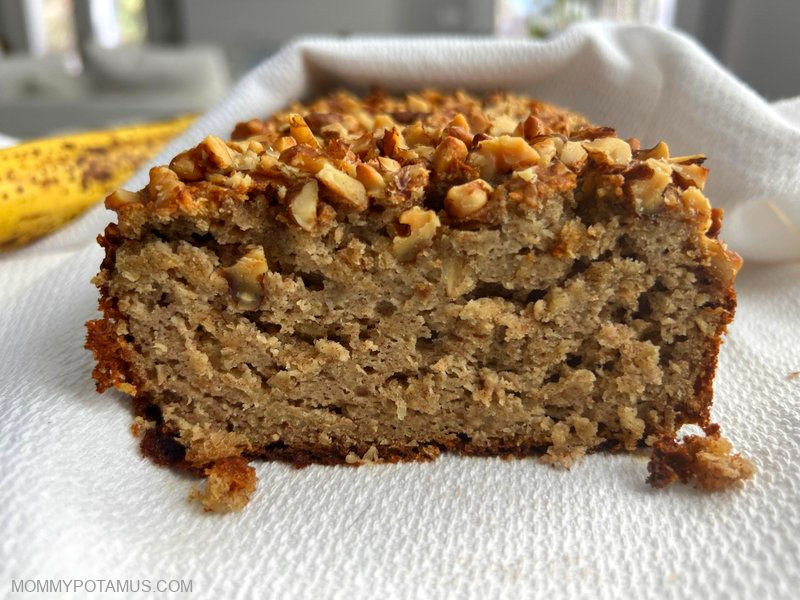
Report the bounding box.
[86,90,753,510]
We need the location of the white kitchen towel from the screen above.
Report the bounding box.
[1,23,799,600]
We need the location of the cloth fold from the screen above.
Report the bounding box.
[1,23,798,600]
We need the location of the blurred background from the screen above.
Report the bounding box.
[1,0,799,138]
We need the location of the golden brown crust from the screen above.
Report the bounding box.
[85,224,139,396]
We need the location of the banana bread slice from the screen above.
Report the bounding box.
[86,90,749,509]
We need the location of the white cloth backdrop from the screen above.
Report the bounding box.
[1,23,799,600]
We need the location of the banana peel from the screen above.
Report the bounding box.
[0,115,195,249]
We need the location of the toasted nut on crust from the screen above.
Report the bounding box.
[432,136,469,174]
[513,167,537,182]
[705,238,742,288]
[378,156,401,172]
[201,135,234,170]
[628,158,673,214]
[445,179,493,219]
[170,151,203,181]
[533,137,558,166]
[147,166,185,208]
[220,246,268,310]
[316,163,368,211]
[641,141,670,160]
[681,186,712,232]
[673,162,709,190]
[105,189,141,210]
[288,180,319,231]
[472,135,540,179]
[392,207,440,261]
[581,137,632,168]
[288,114,320,148]
[280,144,328,173]
[382,127,407,158]
[356,163,386,196]
[559,140,588,170]
[274,136,297,153]
[488,114,519,136]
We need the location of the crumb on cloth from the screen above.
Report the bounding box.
[646,423,755,491]
[189,457,257,512]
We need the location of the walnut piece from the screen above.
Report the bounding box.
[280,144,328,173]
[472,135,540,179]
[673,162,708,190]
[105,189,141,210]
[444,179,493,219]
[432,136,468,174]
[581,137,632,168]
[288,114,320,148]
[316,163,368,211]
[356,163,386,197]
[288,180,319,232]
[559,140,588,170]
[392,207,440,261]
[220,246,268,310]
[628,158,673,214]
[201,135,234,170]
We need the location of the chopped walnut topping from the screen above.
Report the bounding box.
[288,180,319,231]
[220,246,268,310]
[519,114,546,140]
[201,135,234,170]
[406,93,431,113]
[513,167,537,182]
[641,141,670,160]
[392,207,440,261]
[147,166,186,210]
[170,151,203,181]
[471,135,540,179]
[280,144,328,173]
[316,163,368,211]
[445,179,493,219]
[533,137,558,166]
[432,136,469,174]
[628,158,673,214]
[288,114,320,148]
[105,189,141,210]
[581,137,632,168]
[488,114,519,136]
[382,127,409,159]
[673,162,709,190]
[681,186,712,231]
[274,136,297,153]
[378,156,401,173]
[355,163,386,197]
[559,140,588,170]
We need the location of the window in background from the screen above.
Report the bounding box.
[30,0,78,55]
[85,0,146,47]
[496,0,675,37]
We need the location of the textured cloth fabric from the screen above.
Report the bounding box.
[1,23,799,600]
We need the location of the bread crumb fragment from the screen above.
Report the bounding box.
[189,457,257,512]
[647,424,755,491]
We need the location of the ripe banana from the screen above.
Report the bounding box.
[0,115,195,249]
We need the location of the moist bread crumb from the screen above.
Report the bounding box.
[86,89,751,510]
[647,424,755,491]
